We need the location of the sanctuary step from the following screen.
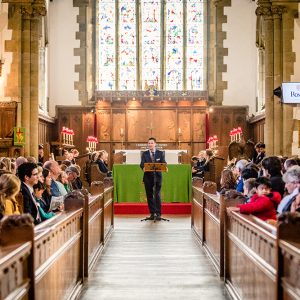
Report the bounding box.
[79,216,231,300]
[114,202,191,214]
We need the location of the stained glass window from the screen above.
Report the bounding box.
[97,0,204,91]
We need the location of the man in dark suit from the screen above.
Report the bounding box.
[18,162,41,225]
[140,137,167,220]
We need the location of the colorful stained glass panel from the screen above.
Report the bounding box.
[141,0,161,89]
[186,0,204,90]
[165,0,183,90]
[98,0,116,90]
[119,0,137,90]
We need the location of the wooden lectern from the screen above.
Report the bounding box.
[144,162,167,172]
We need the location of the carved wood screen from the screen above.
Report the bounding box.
[56,102,249,166]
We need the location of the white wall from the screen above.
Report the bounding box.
[223,1,257,115]
[48,0,80,117]
[0,2,12,101]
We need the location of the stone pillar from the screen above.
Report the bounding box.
[30,16,40,158]
[20,3,46,157]
[282,8,296,157]
[20,7,31,156]
[272,6,285,155]
[256,1,274,155]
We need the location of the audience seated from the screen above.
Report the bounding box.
[233,159,248,193]
[219,169,235,195]
[228,177,281,221]
[96,150,112,177]
[0,173,21,216]
[18,162,41,225]
[243,178,256,203]
[191,150,212,178]
[277,165,300,214]
[262,156,285,197]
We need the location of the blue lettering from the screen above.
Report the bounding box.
[291,91,300,97]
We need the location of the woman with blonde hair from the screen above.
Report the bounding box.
[0,173,21,216]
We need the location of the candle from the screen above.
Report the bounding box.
[178,128,181,134]
[120,128,124,135]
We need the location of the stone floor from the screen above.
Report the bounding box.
[79,215,231,300]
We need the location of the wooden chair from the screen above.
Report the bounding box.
[113,152,125,164]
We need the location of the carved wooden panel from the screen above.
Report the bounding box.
[127,110,148,141]
[192,111,206,142]
[0,102,17,138]
[70,113,83,148]
[153,110,176,141]
[112,111,125,141]
[178,110,191,141]
[97,110,111,141]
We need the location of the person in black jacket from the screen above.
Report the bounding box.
[261,156,285,198]
[140,137,167,220]
[96,150,112,177]
[18,162,41,225]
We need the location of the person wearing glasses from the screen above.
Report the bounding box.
[277,165,300,214]
[18,162,41,224]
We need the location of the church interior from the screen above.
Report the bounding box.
[1,0,300,299]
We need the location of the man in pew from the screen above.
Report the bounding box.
[227,177,281,221]
[18,162,41,225]
[277,165,300,214]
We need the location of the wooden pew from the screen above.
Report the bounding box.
[0,215,35,300]
[34,191,85,300]
[192,181,244,277]
[224,211,277,300]
[277,212,300,300]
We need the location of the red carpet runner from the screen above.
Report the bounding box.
[114,203,191,215]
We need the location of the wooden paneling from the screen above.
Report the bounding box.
[0,101,17,138]
[56,104,249,168]
[38,117,56,145]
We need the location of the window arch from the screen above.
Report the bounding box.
[97,0,205,91]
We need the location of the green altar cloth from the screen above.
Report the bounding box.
[113,164,192,203]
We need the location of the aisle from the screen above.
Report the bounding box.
[79,216,231,300]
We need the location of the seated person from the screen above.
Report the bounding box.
[253,142,266,165]
[191,150,212,178]
[233,159,248,193]
[227,177,281,221]
[291,193,300,213]
[243,178,257,203]
[277,165,300,213]
[65,166,81,190]
[219,169,236,194]
[96,150,112,177]
[33,181,55,221]
[0,173,22,216]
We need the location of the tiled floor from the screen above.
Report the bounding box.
[79,215,231,300]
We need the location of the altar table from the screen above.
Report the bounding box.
[112,164,192,203]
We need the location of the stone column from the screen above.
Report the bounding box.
[20,7,31,156]
[272,6,285,155]
[20,4,46,157]
[282,8,295,157]
[256,2,274,155]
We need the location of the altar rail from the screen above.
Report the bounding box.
[192,183,300,300]
[0,181,114,300]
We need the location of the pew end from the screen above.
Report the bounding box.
[90,181,104,196]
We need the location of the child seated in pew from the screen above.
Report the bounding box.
[243,178,257,203]
[227,177,281,221]
[33,181,55,221]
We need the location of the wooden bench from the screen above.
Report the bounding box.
[0,183,115,299]
[192,183,300,300]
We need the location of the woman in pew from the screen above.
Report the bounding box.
[219,169,236,194]
[227,177,281,221]
[33,181,55,221]
[0,173,22,216]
